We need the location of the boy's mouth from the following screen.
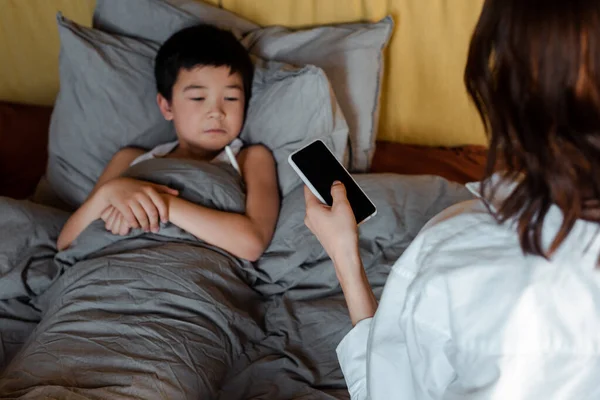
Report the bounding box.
[203,128,227,135]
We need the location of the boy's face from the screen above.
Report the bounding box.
[158,66,245,153]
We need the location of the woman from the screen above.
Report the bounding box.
[304,0,600,398]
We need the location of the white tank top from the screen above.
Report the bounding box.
[130,138,244,174]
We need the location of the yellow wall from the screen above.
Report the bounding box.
[0,0,486,146]
[0,0,95,106]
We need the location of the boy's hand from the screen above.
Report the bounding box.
[101,206,134,236]
[97,178,178,233]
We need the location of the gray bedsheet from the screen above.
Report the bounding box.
[0,159,473,399]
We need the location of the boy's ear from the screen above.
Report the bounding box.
[157,93,174,121]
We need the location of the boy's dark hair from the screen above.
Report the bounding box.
[154,24,254,112]
[465,0,600,258]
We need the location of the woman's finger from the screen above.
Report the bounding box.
[330,181,349,204]
[304,186,324,209]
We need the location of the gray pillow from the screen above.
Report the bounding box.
[93,0,393,172]
[47,15,347,206]
[93,0,259,42]
[47,14,176,207]
[241,59,348,196]
[248,174,475,296]
[241,17,394,172]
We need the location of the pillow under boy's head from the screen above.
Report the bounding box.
[46,16,348,207]
[154,24,254,115]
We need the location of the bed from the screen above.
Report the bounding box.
[0,1,487,398]
[0,101,486,201]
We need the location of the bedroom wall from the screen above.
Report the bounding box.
[0,0,486,147]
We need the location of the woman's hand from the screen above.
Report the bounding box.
[304,182,377,325]
[304,182,360,267]
[97,178,178,234]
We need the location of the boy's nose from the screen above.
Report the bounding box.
[208,108,225,120]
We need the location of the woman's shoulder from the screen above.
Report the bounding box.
[415,199,521,265]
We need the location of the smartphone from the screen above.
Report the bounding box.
[288,139,377,225]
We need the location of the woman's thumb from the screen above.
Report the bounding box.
[330,181,347,202]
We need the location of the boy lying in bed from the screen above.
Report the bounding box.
[57,24,280,262]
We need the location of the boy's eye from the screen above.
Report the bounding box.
[191,97,205,101]
[225,97,239,102]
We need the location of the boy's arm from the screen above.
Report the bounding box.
[57,148,144,251]
[57,190,111,251]
[90,148,146,197]
[167,145,280,261]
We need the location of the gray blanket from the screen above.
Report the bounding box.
[0,159,473,399]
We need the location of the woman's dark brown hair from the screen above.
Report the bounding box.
[465,0,600,257]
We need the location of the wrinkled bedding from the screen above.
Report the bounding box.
[0,159,473,399]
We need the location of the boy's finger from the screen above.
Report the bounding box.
[137,194,160,233]
[106,208,118,230]
[100,206,113,221]
[145,188,169,223]
[113,203,139,229]
[128,202,150,232]
[155,184,179,196]
[119,216,130,236]
[112,216,121,235]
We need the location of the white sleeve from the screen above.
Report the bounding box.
[368,235,456,399]
[335,318,372,400]
[335,219,460,399]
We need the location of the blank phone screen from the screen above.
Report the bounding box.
[291,140,376,224]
